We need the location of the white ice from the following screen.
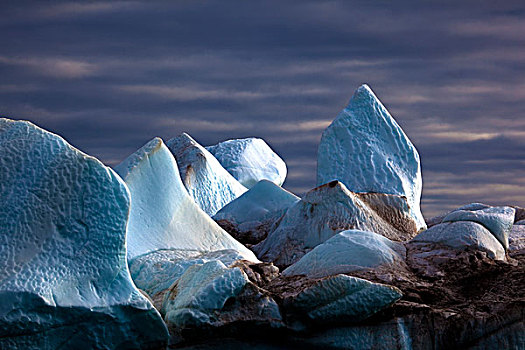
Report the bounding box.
[207,137,287,188]
[114,137,257,262]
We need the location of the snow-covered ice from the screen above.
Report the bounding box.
[0,119,168,349]
[166,133,247,216]
[317,84,425,230]
[254,181,415,267]
[213,179,300,244]
[114,137,257,261]
[411,221,506,260]
[207,137,287,188]
[442,206,515,250]
[282,230,406,278]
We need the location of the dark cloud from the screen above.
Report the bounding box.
[1,0,524,217]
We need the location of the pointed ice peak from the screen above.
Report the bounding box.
[114,137,163,179]
[351,83,375,101]
[115,137,257,261]
[317,84,426,230]
[166,132,247,216]
[345,84,389,118]
[303,180,351,204]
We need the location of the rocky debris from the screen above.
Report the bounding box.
[282,230,407,279]
[253,181,418,268]
[0,119,168,349]
[317,84,425,230]
[357,192,419,234]
[213,180,300,245]
[147,258,284,347]
[166,133,247,216]
[513,206,525,223]
[169,252,525,349]
[115,137,257,261]
[206,137,287,188]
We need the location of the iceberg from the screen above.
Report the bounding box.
[0,119,168,349]
[206,137,287,188]
[282,230,406,278]
[442,206,515,250]
[166,133,247,216]
[114,137,257,261]
[284,274,402,323]
[317,84,425,230]
[213,179,300,244]
[254,181,415,267]
[411,221,506,260]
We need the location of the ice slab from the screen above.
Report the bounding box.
[283,230,406,278]
[411,221,506,260]
[166,133,247,216]
[0,118,168,349]
[286,274,402,323]
[114,137,257,262]
[129,249,245,298]
[213,180,300,244]
[317,84,425,230]
[254,181,414,267]
[442,206,515,250]
[207,137,287,188]
[161,260,249,328]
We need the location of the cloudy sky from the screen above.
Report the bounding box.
[1,1,524,217]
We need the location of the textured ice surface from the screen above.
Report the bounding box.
[317,84,425,230]
[114,137,257,261]
[161,260,249,328]
[442,206,515,250]
[0,119,168,349]
[213,180,300,244]
[207,137,287,188]
[286,274,402,323]
[254,181,414,267]
[283,230,406,278]
[412,221,506,260]
[129,249,245,297]
[166,133,247,216]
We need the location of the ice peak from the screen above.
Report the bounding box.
[114,137,163,179]
[346,84,383,110]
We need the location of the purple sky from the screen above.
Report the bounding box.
[1,1,524,217]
